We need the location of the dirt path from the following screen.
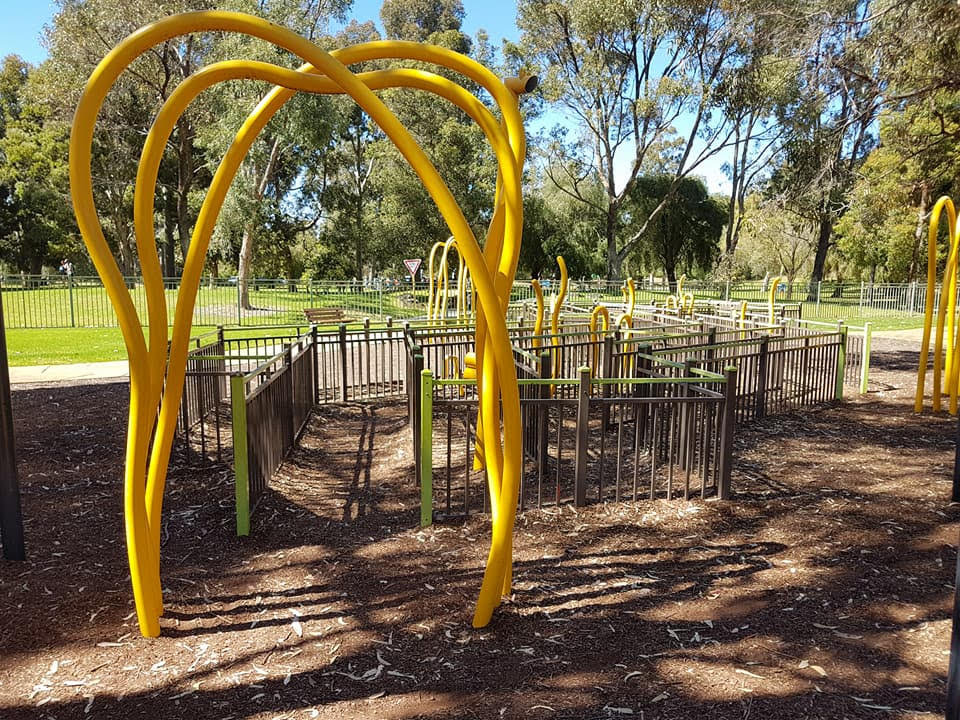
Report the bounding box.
[0,336,957,719]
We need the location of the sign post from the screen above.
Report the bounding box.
[404,258,422,294]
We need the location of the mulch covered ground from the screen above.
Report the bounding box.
[0,335,957,719]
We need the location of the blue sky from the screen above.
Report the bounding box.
[0,0,727,192]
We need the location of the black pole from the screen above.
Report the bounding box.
[947,523,960,719]
[949,411,960,718]
[0,289,25,560]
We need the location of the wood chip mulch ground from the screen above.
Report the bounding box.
[0,335,957,719]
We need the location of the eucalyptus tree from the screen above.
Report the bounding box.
[514,0,771,279]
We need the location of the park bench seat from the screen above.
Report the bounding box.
[303,307,346,325]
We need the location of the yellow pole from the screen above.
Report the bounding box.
[768,275,784,326]
[917,197,955,412]
[550,256,568,392]
[531,279,544,350]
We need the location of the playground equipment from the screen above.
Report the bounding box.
[916,196,960,414]
[530,278,544,349]
[768,275,785,325]
[427,237,470,321]
[70,10,534,636]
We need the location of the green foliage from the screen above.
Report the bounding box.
[625,175,725,283]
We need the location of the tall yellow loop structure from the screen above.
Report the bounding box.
[530,279,544,349]
[916,196,960,414]
[767,275,785,326]
[549,257,568,391]
[589,305,610,375]
[69,11,533,636]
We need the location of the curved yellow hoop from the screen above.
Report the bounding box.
[138,59,524,611]
[767,276,784,326]
[434,237,459,320]
[917,196,959,413]
[590,305,610,375]
[427,240,445,321]
[531,279,544,350]
[70,10,530,636]
[550,256,568,392]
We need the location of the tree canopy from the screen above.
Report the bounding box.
[1,0,959,286]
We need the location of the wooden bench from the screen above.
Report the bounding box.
[303,307,346,325]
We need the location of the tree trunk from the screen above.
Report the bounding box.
[162,187,177,277]
[175,114,194,261]
[605,206,621,280]
[909,182,930,283]
[238,138,282,310]
[809,215,832,294]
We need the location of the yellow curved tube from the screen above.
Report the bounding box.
[550,256,568,391]
[434,237,458,320]
[626,277,636,319]
[457,252,467,320]
[531,279,544,350]
[917,197,956,412]
[682,292,694,316]
[590,305,610,375]
[665,295,677,310]
[136,59,522,600]
[70,11,528,635]
[935,222,960,413]
[427,240,445,321]
[767,276,784,325]
[739,300,748,337]
[677,274,686,298]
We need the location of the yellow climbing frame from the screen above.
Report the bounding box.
[917,196,960,414]
[69,10,533,636]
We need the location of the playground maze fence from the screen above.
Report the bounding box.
[409,320,849,520]
[174,314,858,533]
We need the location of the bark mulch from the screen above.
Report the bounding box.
[0,335,956,719]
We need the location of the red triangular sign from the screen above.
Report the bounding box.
[404,259,422,276]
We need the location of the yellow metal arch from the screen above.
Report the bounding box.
[917,196,960,413]
[70,10,531,636]
[530,279,544,349]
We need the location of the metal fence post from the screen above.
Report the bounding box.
[538,351,551,478]
[338,322,348,402]
[412,351,423,481]
[286,344,295,444]
[573,366,591,507]
[311,324,319,403]
[816,281,821,315]
[859,322,872,395]
[601,334,614,430]
[858,281,864,316]
[0,289,25,560]
[717,365,738,500]
[230,373,250,536]
[724,279,730,301]
[236,280,242,326]
[68,275,76,328]
[835,324,848,401]
[420,369,433,527]
[755,335,769,420]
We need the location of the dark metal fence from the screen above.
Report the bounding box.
[231,333,316,535]
[419,360,736,521]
